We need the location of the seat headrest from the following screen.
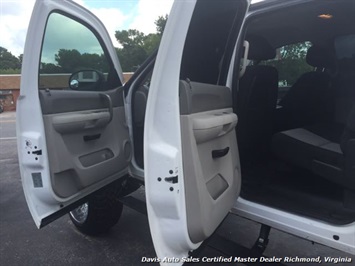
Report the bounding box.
[246,35,276,61]
[306,45,334,68]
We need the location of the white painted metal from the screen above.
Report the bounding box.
[17,0,124,228]
[233,198,355,255]
[19,0,355,260]
[144,1,200,264]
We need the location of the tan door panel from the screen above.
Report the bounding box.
[179,81,241,243]
[40,88,131,198]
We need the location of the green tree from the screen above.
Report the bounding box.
[155,15,168,35]
[115,15,168,71]
[115,29,146,47]
[18,54,23,66]
[143,33,161,56]
[81,53,109,72]
[55,49,82,72]
[115,29,148,71]
[0,47,21,70]
[40,49,109,74]
[0,68,21,74]
[40,62,62,73]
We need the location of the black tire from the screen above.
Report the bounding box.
[69,182,123,235]
[0,105,3,114]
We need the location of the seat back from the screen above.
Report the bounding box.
[237,35,278,165]
[279,45,336,128]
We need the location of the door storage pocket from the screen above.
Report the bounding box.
[79,148,114,167]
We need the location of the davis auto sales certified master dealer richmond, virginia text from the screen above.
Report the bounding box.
[141,256,353,264]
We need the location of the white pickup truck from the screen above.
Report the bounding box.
[17,0,355,264]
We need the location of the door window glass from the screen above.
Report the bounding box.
[39,13,118,91]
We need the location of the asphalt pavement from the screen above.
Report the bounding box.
[1,111,354,266]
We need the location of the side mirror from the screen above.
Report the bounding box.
[69,70,104,91]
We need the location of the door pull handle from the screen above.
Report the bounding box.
[83,134,101,142]
[212,147,230,159]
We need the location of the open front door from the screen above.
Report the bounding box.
[17,0,130,228]
[145,0,249,263]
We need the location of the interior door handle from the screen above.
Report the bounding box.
[83,134,101,142]
[212,147,230,159]
[100,93,113,123]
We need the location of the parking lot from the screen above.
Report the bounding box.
[1,111,354,265]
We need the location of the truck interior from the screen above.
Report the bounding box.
[237,0,355,225]
[131,0,355,227]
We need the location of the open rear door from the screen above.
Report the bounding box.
[145,0,249,263]
[17,0,130,228]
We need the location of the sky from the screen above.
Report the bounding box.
[0,0,174,56]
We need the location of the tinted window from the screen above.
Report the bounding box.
[180,0,245,85]
[39,13,118,91]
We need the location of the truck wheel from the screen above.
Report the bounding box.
[69,184,123,235]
